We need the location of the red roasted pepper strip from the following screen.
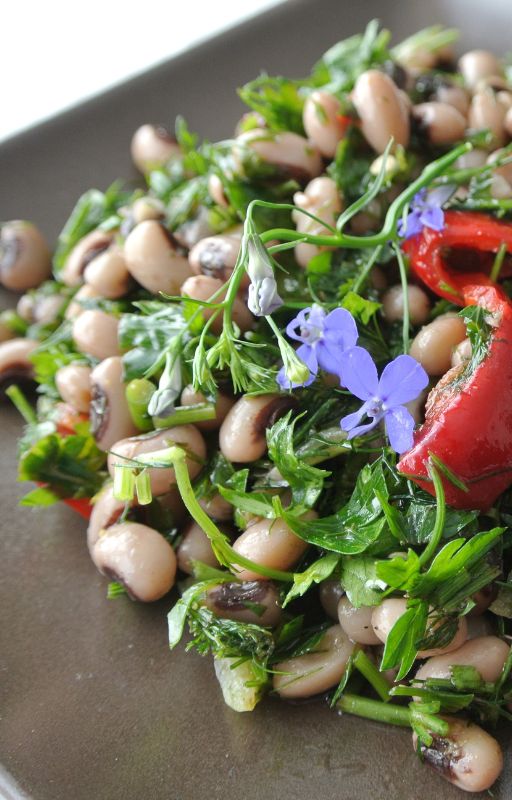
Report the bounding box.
[402,210,512,305]
[398,282,512,510]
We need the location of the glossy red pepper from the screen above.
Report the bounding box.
[399,283,512,509]
[402,210,512,305]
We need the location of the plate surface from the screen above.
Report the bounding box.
[1,1,511,798]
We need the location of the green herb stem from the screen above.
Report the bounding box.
[6,385,37,425]
[418,462,446,567]
[394,243,410,354]
[337,693,411,727]
[153,404,216,428]
[353,649,391,702]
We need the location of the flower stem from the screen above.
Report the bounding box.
[353,649,391,702]
[394,243,410,354]
[337,693,411,727]
[418,461,446,567]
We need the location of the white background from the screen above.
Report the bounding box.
[0,0,283,143]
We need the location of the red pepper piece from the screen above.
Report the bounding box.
[398,283,512,510]
[403,210,512,305]
[62,496,92,519]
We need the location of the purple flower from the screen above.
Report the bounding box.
[277,305,358,389]
[339,347,429,453]
[398,185,455,240]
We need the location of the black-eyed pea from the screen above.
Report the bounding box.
[65,285,102,320]
[319,579,345,620]
[87,483,126,554]
[124,220,192,295]
[55,364,92,414]
[61,230,114,287]
[468,91,507,148]
[371,598,467,657]
[92,521,177,602]
[219,394,297,463]
[292,176,342,268]
[302,90,348,158]
[231,515,311,581]
[487,148,512,186]
[381,284,431,326]
[337,596,381,645]
[180,275,254,334]
[198,493,233,522]
[180,384,235,432]
[413,717,503,793]
[107,425,206,496]
[459,50,504,90]
[409,313,467,376]
[436,84,470,117]
[235,128,322,181]
[176,520,220,575]
[0,221,51,292]
[352,70,410,153]
[83,247,132,299]
[130,124,181,173]
[412,102,466,145]
[204,580,282,627]
[0,337,38,390]
[273,624,355,698]
[188,229,247,287]
[72,309,120,360]
[208,174,229,207]
[415,635,509,686]
[90,356,138,451]
[455,148,488,170]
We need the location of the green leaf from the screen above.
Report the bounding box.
[341,290,381,324]
[217,487,277,519]
[376,550,420,591]
[238,74,306,134]
[19,485,60,507]
[340,556,384,607]
[314,19,391,92]
[380,599,428,680]
[283,553,340,606]
[119,302,187,381]
[266,413,330,507]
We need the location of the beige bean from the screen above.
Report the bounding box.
[302,90,348,158]
[0,221,51,292]
[124,220,192,295]
[198,492,233,521]
[207,174,229,207]
[180,384,235,432]
[381,284,431,326]
[338,596,381,645]
[92,521,177,602]
[409,313,467,376]
[470,584,497,616]
[235,128,322,181]
[455,148,488,170]
[180,275,254,334]
[468,91,506,148]
[173,207,213,251]
[108,425,206,496]
[17,293,64,326]
[372,598,467,657]
[319,579,345,620]
[451,338,472,368]
[90,356,138,450]
[83,247,132,299]
[497,90,512,110]
[204,580,282,627]
[72,309,120,360]
[130,124,181,173]
[61,230,113,287]
[352,70,410,154]
[219,394,296,463]
[487,148,512,185]
[0,337,38,387]
[87,483,126,554]
[176,520,220,574]
[65,285,101,320]
[188,229,248,287]
[459,50,503,90]
[412,102,466,145]
[415,636,509,685]
[273,624,355,698]
[414,716,503,793]
[232,515,310,581]
[292,176,342,268]
[436,84,470,117]
[55,364,92,414]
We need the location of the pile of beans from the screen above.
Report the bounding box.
[1,38,512,794]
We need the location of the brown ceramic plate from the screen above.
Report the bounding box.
[1,1,511,797]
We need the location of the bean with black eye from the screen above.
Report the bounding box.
[352,70,410,154]
[468,91,506,148]
[409,313,467,376]
[219,394,297,463]
[130,124,181,173]
[337,596,380,645]
[18,293,64,326]
[176,520,220,575]
[302,90,348,158]
[273,625,355,698]
[459,50,503,90]
[235,128,322,182]
[413,716,503,793]
[55,364,92,414]
[107,425,206,497]
[64,285,101,320]
[435,84,469,117]
[180,275,254,334]
[61,230,114,287]
[412,102,466,145]
[92,521,177,602]
[87,483,126,554]
[198,493,233,522]
[207,174,229,208]
[90,356,138,451]
[188,229,248,287]
[124,220,192,295]
[319,579,345,620]
[415,635,509,685]
[232,514,313,581]
[371,598,467,657]
[381,284,431,326]
[73,309,120,360]
[180,384,235,432]
[0,221,51,292]
[0,338,38,392]
[204,581,282,627]
[83,247,132,299]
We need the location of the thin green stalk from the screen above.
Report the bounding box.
[394,243,410,353]
[352,245,384,294]
[418,462,446,567]
[490,242,508,283]
[337,693,411,727]
[353,649,391,702]
[6,384,37,425]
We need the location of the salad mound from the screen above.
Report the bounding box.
[2,21,512,794]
